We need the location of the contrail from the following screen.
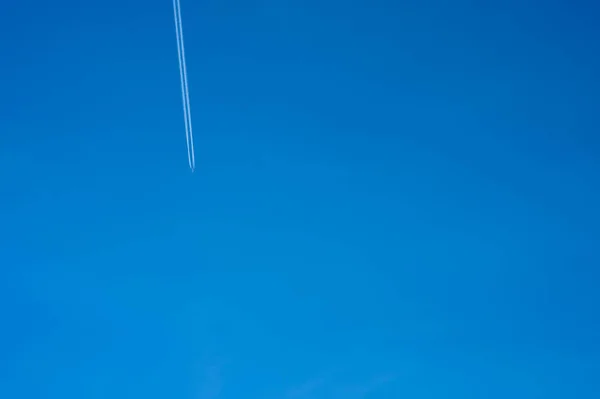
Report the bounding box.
[172,0,191,170]
[175,0,196,170]
[172,0,196,171]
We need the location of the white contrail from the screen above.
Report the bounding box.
[172,0,196,171]
[176,0,196,170]
[173,0,195,171]
[172,0,191,170]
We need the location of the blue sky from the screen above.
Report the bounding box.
[1,0,599,397]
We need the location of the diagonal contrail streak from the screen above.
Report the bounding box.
[172,0,195,171]
[172,0,191,169]
[175,0,196,170]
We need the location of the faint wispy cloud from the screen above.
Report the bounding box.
[335,373,397,399]
[197,361,226,399]
[285,376,327,399]
[282,368,396,399]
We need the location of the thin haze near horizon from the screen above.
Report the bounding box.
[1,0,600,398]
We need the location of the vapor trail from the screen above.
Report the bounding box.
[175,0,196,170]
[172,0,195,171]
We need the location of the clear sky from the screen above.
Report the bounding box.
[1,0,599,398]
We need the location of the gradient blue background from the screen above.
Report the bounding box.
[1,0,599,397]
